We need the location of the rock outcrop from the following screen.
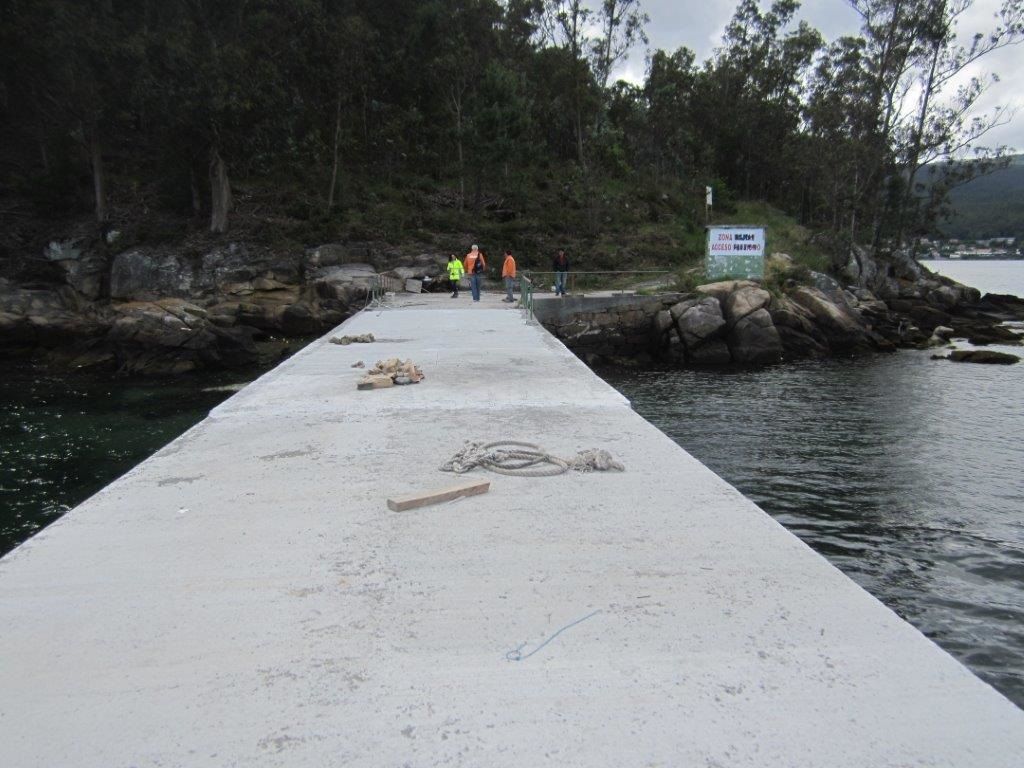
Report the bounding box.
[642,247,1024,367]
[728,308,783,364]
[946,349,1020,365]
[0,236,456,374]
[650,275,881,366]
[5,231,1024,374]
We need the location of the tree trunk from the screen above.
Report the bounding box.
[897,38,942,248]
[190,164,202,216]
[209,146,232,234]
[89,130,107,224]
[456,99,465,211]
[361,85,369,142]
[449,84,466,211]
[575,107,585,167]
[865,0,907,250]
[327,93,342,212]
[850,168,860,244]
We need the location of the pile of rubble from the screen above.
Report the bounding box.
[357,357,424,389]
[330,333,375,345]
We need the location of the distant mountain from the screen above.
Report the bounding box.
[934,155,1024,240]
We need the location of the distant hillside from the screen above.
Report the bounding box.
[936,155,1024,240]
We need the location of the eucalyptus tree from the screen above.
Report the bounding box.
[894,0,1024,245]
[590,0,649,91]
[805,35,878,236]
[641,47,702,184]
[423,1,504,208]
[543,0,594,167]
[467,61,535,198]
[1,0,146,224]
[143,0,319,233]
[697,0,821,201]
[846,0,1024,247]
[846,0,942,244]
[307,5,376,212]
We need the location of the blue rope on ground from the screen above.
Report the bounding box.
[505,609,603,662]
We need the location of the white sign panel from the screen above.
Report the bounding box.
[706,226,766,280]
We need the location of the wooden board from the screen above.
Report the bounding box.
[387,480,490,512]
[357,374,394,390]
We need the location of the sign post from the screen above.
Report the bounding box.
[705,225,766,280]
[705,186,712,225]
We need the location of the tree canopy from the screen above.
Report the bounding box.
[1,0,1021,251]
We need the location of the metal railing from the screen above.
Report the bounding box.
[522,270,674,295]
[518,275,535,321]
[369,274,404,304]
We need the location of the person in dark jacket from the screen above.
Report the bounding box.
[553,250,569,297]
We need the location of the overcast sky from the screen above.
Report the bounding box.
[613,0,1024,151]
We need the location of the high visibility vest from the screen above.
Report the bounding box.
[465,252,485,274]
[447,260,464,280]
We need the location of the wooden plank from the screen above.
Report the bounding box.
[357,374,394,390]
[387,480,490,512]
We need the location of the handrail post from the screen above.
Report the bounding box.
[519,275,534,322]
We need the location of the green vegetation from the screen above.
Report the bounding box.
[0,0,1019,278]
[713,201,828,272]
[936,156,1024,241]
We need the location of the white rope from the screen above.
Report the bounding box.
[440,441,624,477]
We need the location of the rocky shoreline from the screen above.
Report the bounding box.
[0,239,449,374]
[543,248,1024,367]
[2,237,1022,374]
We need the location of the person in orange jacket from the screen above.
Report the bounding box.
[501,250,516,302]
[464,244,486,301]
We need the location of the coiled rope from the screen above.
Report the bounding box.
[440,440,624,477]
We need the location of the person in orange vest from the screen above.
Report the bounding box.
[464,244,486,302]
[501,250,516,302]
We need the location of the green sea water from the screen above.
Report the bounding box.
[0,364,247,556]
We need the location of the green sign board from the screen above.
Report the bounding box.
[706,226,766,280]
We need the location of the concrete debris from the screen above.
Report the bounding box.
[357,358,424,389]
[331,333,375,345]
[351,360,365,368]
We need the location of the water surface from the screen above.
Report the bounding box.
[0,367,242,556]
[921,258,1024,297]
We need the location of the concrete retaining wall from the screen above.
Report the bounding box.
[533,293,682,364]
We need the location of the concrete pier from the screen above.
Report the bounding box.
[2,293,1023,767]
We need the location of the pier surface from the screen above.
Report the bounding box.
[2,293,1023,767]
